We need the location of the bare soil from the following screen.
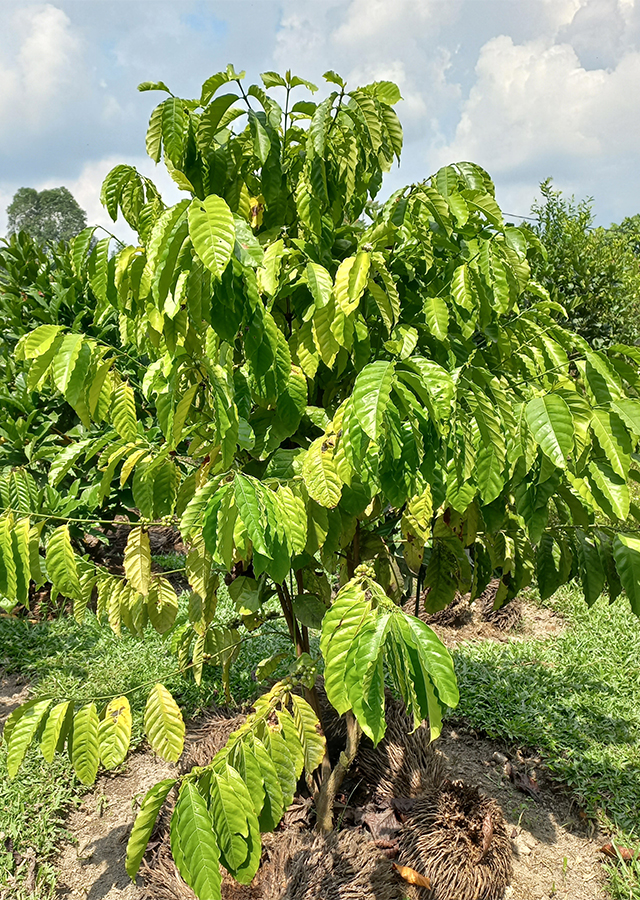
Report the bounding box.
[0,672,31,728]
[54,752,177,900]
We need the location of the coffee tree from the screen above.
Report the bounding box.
[4,66,640,898]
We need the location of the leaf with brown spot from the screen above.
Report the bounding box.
[393,863,431,889]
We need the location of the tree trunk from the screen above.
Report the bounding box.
[314,711,361,833]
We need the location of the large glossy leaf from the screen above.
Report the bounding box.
[144,684,185,762]
[40,700,72,763]
[320,580,371,713]
[123,527,151,596]
[250,736,284,832]
[302,436,342,508]
[234,474,270,558]
[6,699,51,778]
[72,703,100,785]
[170,782,221,900]
[424,295,449,340]
[207,767,251,875]
[289,695,326,774]
[189,195,235,279]
[46,525,81,600]
[590,409,631,478]
[525,394,574,468]
[99,696,132,769]
[126,778,176,878]
[352,360,395,441]
[306,262,332,309]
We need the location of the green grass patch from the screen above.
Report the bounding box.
[0,588,296,897]
[451,583,640,899]
[0,747,77,898]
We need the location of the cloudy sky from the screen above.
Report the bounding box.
[1,0,639,239]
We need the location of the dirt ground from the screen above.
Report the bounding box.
[0,593,611,900]
[53,753,177,900]
[42,719,608,900]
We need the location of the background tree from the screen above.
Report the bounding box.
[6,186,87,244]
[526,179,640,347]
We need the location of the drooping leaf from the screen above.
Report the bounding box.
[144,684,185,762]
[613,534,640,616]
[525,395,574,469]
[99,696,132,769]
[72,703,101,785]
[170,782,222,899]
[6,700,52,778]
[352,360,396,441]
[124,527,152,596]
[126,778,176,878]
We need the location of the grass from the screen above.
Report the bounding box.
[2,575,639,898]
[451,583,640,899]
[0,579,296,897]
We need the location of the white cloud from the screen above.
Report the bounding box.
[0,156,183,242]
[0,4,85,141]
[433,35,640,170]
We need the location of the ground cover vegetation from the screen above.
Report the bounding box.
[2,65,640,899]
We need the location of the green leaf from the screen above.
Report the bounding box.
[234,474,270,558]
[589,460,629,520]
[207,767,251,875]
[536,533,562,601]
[291,593,327,630]
[6,700,51,778]
[40,700,72,763]
[138,80,172,93]
[218,765,262,883]
[352,360,395,441]
[302,436,342,508]
[424,295,449,340]
[289,695,326,774]
[99,696,132,769]
[575,529,605,607]
[144,684,185,762]
[525,394,574,468]
[611,399,640,437]
[590,409,631,479]
[111,382,138,442]
[229,741,265,819]
[124,527,152,596]
[275,707,305,780]
[320,580,371,714]
[12,517,31,608]
[19,324,63,360]
[0,516,16,600]
[170,782,222,899]
[306,262,333,309]
[250,737,284,832]
[188,195,235,279]
[72,703,100,785]
[261,726,297,809]
[46,524,81,599]
[613,533,640,616]
[126,778,176,878]
[161,97,186,165]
